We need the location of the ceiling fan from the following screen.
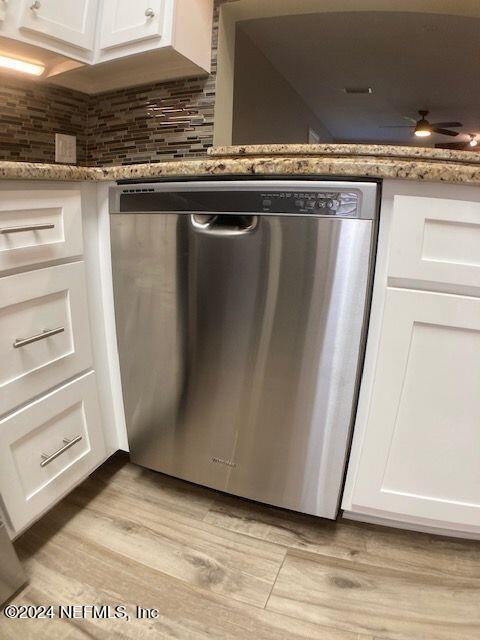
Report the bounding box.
[382,110,463,137]
[435,135,479,150]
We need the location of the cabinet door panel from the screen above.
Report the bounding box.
[100,0,164,49]
[389,195,480,296]
[19,0,97,50]
[350,288,480,530]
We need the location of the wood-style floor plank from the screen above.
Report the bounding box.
[8,454,480,640]
[14,522,370,640]
[204,493,480,581]
[90,451,216,521]
[42,471,286,608]
[266,549,480,640]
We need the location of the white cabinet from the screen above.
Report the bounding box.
[388,196,480,296]
[0,182,124,538]
[0,189,83,274]
[0,261,93,416]
[344,189,480,537]
[0,372,106,533]
[347,287,480,532]
[0,0,213,91]
[19,0,98,51]
[100,0,164,49]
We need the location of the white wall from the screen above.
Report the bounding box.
[232,28,332,144]
[214,0,480,146]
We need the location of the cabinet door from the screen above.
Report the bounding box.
[349,287,480,532]
[19,0,97,50]
[99,0,164,49]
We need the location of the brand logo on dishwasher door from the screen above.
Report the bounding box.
[211,456,237,468]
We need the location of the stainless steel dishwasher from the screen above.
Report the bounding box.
[110,180,378,518]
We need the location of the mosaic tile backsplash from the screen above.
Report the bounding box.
[0,0,225,166]
[0,77,88,164]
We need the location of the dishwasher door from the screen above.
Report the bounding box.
[111,211,372,517]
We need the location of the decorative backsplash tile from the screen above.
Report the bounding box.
[0,76,88,164]
[85,75,215,166]
[0,0,227,166]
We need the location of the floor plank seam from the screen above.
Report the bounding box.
[264,550,287,610]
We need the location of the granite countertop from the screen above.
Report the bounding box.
[0,144,479,185]
[208,143,480,164]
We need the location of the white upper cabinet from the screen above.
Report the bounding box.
[19,0,98,51]
[100,0,164,49]
[0,0,213,91]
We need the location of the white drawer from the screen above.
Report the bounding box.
[0,372,106,534]
[0,190,83,273]
[0,262,93,415]
[389,195,480,296]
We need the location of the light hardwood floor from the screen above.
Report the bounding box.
[5,453,480,640]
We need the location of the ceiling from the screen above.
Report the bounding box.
[237,11,480,146]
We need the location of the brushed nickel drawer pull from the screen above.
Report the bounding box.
[0,223,54,234]
[30,0,41,10]
[40,435,82,467]
[13,326,65,349]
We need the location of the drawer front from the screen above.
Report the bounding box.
[388,195,480,296]
[0,190,83,273]
[0,262,93,415]
[0,372,106,533]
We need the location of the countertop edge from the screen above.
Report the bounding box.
[0,154,480,186]
[207,144,480,165]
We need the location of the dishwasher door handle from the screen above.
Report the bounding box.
[190,214,258,236]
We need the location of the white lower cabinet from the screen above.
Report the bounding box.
[388,195,480,296]
[345,286,480,534]
[0,189,83,274]
[0,371,106,534]
[0,261,93,416]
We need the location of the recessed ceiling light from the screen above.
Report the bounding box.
[343,87,374,95]
[0,54,45,76]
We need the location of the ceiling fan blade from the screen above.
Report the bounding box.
[433,127,459,137]
[432,121,463,128]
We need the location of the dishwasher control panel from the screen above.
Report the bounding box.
[111,180,378,220]
[259,191,359,216]
[116,188,362,218]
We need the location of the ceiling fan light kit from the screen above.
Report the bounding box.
[414,127,431,137]
[383,110,463,139]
